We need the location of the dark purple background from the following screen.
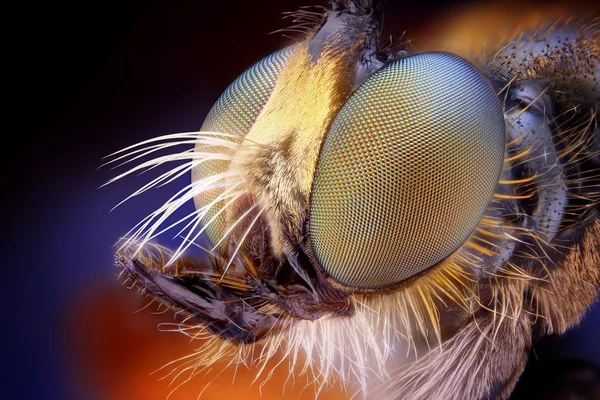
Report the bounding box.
[10,1,599,399]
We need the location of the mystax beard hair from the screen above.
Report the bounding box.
[104,0,600,399]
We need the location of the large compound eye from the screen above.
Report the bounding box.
[308,52,505,290]
[192,45,297,248]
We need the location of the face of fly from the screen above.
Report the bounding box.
[108,0,600,398]
[116,4,398,340]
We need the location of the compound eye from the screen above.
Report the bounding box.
[193,45,297,248]
[308,52,505,290]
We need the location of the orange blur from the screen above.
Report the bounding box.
[65,284,348,399]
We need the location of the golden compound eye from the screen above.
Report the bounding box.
[192,45,297,248]
[308,52,506,290]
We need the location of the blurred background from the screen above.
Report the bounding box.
[9,0,599,399]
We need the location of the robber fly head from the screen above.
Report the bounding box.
[105,0,600,398]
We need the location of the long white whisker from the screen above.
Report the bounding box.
[102,151,236,189]
[118,199,186,250]
[137,152,238,180]
[104,142,196,169]
[148,185,243,242]
[130,178,237,247]
[103,134,252,169]
[210,204,259,252]
[220,207,265,281]
[112,168,239,212]
[192,136,246,150]
[118,172,240,253]
[154,163,202,189]
[102,131,245,160]
[174,192,244,251]
[153,156,235,189]
[134,151,201,177]
[184,187,246,241]
[110,162,193,210]
[102,130,265,162]
[170,183,243,240]
[166,186,245,264]
[102,151,193,187]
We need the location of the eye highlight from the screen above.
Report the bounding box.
[192,45,297,248]
[308,52,505,290]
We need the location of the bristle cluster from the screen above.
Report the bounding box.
[271,6,327,40]
[102,132,266,267]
